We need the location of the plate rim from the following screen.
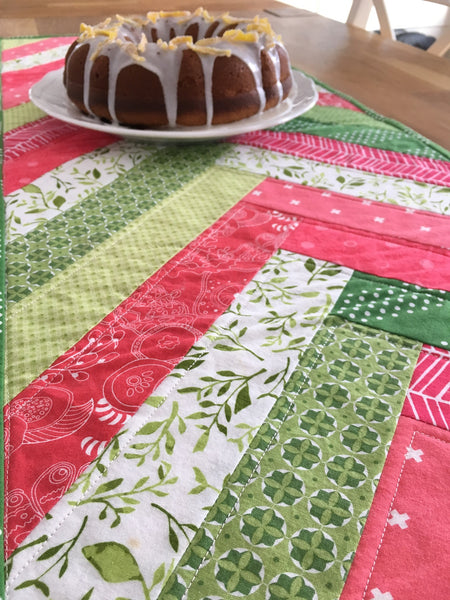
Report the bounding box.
[30,68,318,142]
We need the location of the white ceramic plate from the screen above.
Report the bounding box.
[30,68,317,142]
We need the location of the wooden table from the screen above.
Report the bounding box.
[1,1,449,149]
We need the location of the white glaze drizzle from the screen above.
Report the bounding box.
[270,44,283,103]
[69,11,291,127]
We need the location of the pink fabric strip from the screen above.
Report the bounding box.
[4,116,83,161]
[4,201,297,555]
[2,37,75,63]
[4,124,118,195]
[244,178,450,291]
[2,60,65,109]
[246,178,450,249]
[402,346,450,430]
[229,130,450,187]
[341,416,450,600]
[282,220,450,291]
[316,91,362,111]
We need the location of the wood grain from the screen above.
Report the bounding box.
[280,14,450,150]
[1,1,448,149]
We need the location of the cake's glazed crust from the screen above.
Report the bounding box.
[64,8,293,128]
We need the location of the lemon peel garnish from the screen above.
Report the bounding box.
[193,7,215,21]
[190,37,232,56]
[79,20,119,42]
[137,33,148,53]
[156,35,193,51]
[222,29,259,43]
[146,10,190,23]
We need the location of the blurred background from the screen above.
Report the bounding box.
[290,0,450,56]
[1,0,449,58]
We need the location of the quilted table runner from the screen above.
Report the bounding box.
[1,35,450,600]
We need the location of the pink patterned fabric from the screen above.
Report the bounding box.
[4,201,297,555]
[3,119,118,195]
[4,117,82,161]
[246,179,450,249]
[316,91,363,111]
[246,178,450,291]
[229,130,450,187]
[341,416,450,600]
[402,346,450,430]
[283,221,450,291]
[2,60,65,109]
[2,37,75,63]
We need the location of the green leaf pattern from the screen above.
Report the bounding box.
[3,44,70,72]
[8,251,349,599]
[218,144,450,214]
[162,317,420,600]
[5,140,152,240]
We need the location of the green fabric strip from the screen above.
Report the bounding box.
[3,102,47,133]
[1,38,50,50]
[5,166,263,403]
[272,105,447,161]
[331,272,450,349]
[7,143,226,304]
[308,74,450,162]
[279,105,397,129]
[161,315,420,600]
[273,119,447,160]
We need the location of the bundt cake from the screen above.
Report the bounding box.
[63,8,293,128]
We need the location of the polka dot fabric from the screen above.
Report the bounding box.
[332,272,450,349]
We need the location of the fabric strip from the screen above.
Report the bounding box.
[1,37,75,64]
[162,316,420,600]
[2,61,65,109]
[332,272,450,349]
[315,92,363,111]
[3,125,118,195]
[3,102,47,133]
[341,416,450,600]
[282,220,450,292]
[229,130,450,187]
[4,201,297,555]
[245,178,450,250]
[4,116,83,162]
[217,144,450,216]
[402,345,450,430]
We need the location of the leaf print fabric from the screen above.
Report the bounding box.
[6,252,350,599]
[162,317,420,600]
[217,144,450,214]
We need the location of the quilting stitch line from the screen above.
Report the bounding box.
[173,318,419,600]
[6,247,299,587]
[360,429,450,599]
[180,342,328,600]
[4,201,294,556]
[362,430,415,599]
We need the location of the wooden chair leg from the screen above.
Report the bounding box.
[348,0,396,41]
[427,28,450,56]
[372,0,396,39]
[347,0,373,28]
